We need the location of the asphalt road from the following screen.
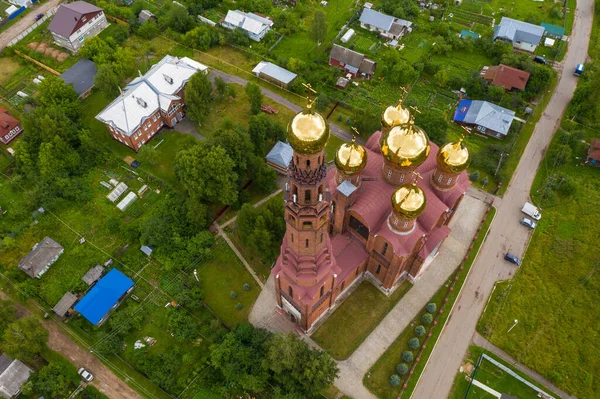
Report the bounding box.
[0,0,62,51]
[411,0,594,397]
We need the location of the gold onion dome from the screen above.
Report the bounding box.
[335,137,367,175]
[437,139,470,173]
[391,183,427,219]
[287,106,330,155]
[382,100,411,128]
[380,119,430,167]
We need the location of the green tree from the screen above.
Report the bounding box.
[137,144,159,166]
[421,313,433,325]
[185,71,213,124]
[25,360,79,398]
[401,350,414,362]
[167,309,198,341]
[174,144,238,204]
[37,77,79,119]
[251,157,279,193]
[0,300,17,336]
[415,109,448,145]
[245,82,263,115]
[111,24,130,44]
[426,302,437,313]
[95,64,121,98]
[389,374,401,386]
[310,11,327,43]
[414,325,426,337]
[1,317,48,362]
[396,363,409,376]
[408,337,420,350]
[488,85,505,102]
[136,20,159,39]
[248,113,285,153]
[164,6,195,33]
[214,76,236,102]
[210,124,255,177]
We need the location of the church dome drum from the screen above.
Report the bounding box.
[391,183,427,219]
[287,108,330,155]
[335,138,367,175]
[437,139,470,173]
[380,120,430,167]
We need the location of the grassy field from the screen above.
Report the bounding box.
[311,280,412,360]
[365,206,496,399]
[477,126,600,398]
[448,346,559,399]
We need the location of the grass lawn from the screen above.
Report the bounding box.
[448,346,560,399]
[365,206,496,399]
[0,57,21,84]
[311,280,412,360]
[477,128,600,398]
[194,238,260,327]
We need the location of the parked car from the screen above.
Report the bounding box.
[78,368,94,382]
[533,56,547,64]
[574,63,584,76]
[520,217,536,229]
[504,253,521,265]
[34,13,44,21]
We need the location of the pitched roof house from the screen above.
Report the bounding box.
[59,59,97,99]
[481,64,530,91]
[493,17,545,52]
[586,138,600,166]
[0,355,32,399]
[18,237,64,279]
[453,99,516,139]
[52,292,78,317]
[96,55,208,151]
[82,265,105,286]
[329,44,376,79]
[138,10,156,24]
[221,10,273,42]
[48,1,108,52]
[252,61,297,89]
[266,141,293,174]
[359,8,412,40]
[0,107,23,145]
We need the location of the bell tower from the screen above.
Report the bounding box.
[273,86,340,332]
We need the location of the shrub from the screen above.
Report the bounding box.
[408,337,420,350]
[481,177,489,186]
[243,283,251,291]
[469,171,480,182]
[396,363,409,376]
[415,325,426,337]
[235,303,243,310]
[426,303,437,313]
[337,114,343,121]
[230,291,238,299]
[389,374,401,386]
[401,351,414,363]
[421,313,433,325]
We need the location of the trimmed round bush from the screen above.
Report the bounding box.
[426,303,437,313]
[415,325,426,337]
[401,351,414,363]
[396,363,409,376]
[230,291,238,299]
[236,303,243,310]
[408,337,420,350]
[421,313,433,325]
[243,283,251,291]
[389,374,401,387]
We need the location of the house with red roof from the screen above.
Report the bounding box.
[48,1,108,53]
[587,138,600,167]
[0,107,23,145]
[481,64,530,91]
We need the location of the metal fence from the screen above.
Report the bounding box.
[6,7,57,48]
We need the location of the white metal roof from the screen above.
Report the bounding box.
[253,61,297,84]
[117,192,138,211]
[95,56,207,137]
[359,8,394,32]
[223,10,272,35]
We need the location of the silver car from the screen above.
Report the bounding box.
[78,368,94,382]
[520,217,536,229]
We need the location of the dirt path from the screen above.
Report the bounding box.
[0,290,142,399]
[0,0,63,51]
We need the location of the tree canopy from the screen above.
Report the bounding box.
[185,72,213,124]
[1,317,48,362]
[245,82,264,115]
[310,11,327,43]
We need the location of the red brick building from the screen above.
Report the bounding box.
[272,102,471,332]
[95,55,208,151]
[0,107,23,145]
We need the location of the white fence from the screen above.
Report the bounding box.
[6,7,57,48]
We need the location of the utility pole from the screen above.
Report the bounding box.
[495,153,508,177]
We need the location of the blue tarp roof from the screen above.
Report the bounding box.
[74,269,134,325]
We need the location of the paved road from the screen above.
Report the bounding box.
[0,0,62,51]
[209,70,356,142]
[0,290,141,399]
[411,0,594,397]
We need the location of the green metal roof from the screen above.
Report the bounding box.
[541,22,565,37]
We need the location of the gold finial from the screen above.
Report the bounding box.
[351,127,360,138]
[302,83,317,109]
[411,171,423,185]
[397,87,408,107]
[407,105,420,124]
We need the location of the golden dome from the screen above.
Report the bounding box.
[380,120,430,167]
[382,101,410,128]
[391,183,427,219]
[287,107,330,155]
[335,138,367,174]
[437,139,470,173]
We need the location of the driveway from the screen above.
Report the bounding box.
[209,70,356,142]
[411,0,594,397]
[0,0,63,51]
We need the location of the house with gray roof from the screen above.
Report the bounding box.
[329,44,376,79]
[359,8,412,40]
[139,10,156,24]
[59,59,97,99]
[493,17,545,52]
[266,141,293,174]
[82,265,105,286]
[453,99,516,139]
[0,355,32,399]
[252,61,297,89]
[221,10,273,42]
[48,1,108,53]
[52,292,78,317]
[18,237,64,279]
